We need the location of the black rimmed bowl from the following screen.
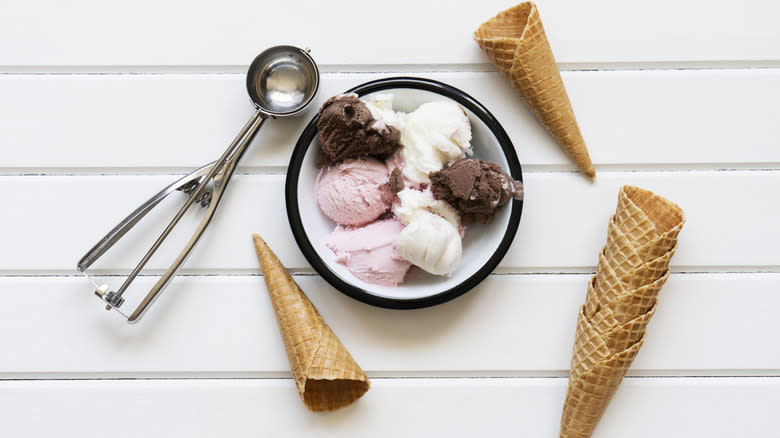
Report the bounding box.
[286,77,523,309]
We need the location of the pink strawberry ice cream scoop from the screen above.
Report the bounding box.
[325,218,412,287]
[316,157,395,226]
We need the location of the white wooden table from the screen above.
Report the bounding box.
[1,1,779,436]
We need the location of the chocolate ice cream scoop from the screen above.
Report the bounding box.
[430,158,523,225]
[316,94,401,167]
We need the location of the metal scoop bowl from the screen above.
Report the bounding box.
[77,46,319,323]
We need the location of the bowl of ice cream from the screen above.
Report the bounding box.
[286,77,523,309]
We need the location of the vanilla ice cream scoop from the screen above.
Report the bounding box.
[394,187,461,230]
[362,93,404,129]
[400,101,472,183]
[396,211,462,276]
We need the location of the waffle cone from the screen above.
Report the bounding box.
[598,305,657,352]
[622,186,685,236]
[635,224,682,261]
[613,192,658,247]
[252,234,370,412]
[594,253,626,308]
[561,186,684,437]
[570,306,610,381]
[622,251,674,289]
[603,222,643,275]
[610,273,666,321]
[561,340,643,438]
[474,2,595,179]
[583,277,600,319]
[590,271,664,335]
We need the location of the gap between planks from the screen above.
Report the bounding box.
[2,164,780,177]
[2,61,780,74]
[1,269,779,277]
[2,371,779,381]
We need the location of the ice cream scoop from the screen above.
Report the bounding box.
[316,158,393,226]
[317,94,402,166]
[362,93,404,128]
[394,187,461,231]
[400,101,472,183]
[325,218,412,287]
[396,211,462,276]
[78,45,319,324]
[430,158,523,225]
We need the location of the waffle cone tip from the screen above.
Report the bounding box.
[251,233,370,412]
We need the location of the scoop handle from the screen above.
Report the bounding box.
[123,109,266,323]
[76,161,216,273]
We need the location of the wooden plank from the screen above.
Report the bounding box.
[0,377,776,437]
[1,171,777,272]
[2,70,780,170]
[0,273,777,377]
[0,0,778,67]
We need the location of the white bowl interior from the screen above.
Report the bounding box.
[296,88,514,300]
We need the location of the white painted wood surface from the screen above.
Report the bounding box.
[1,274,778,377]
[3,70,780,171]
[2,171,777,272]
[1,0,778,436]
[1,0,778,67]
[1,378,777,437]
